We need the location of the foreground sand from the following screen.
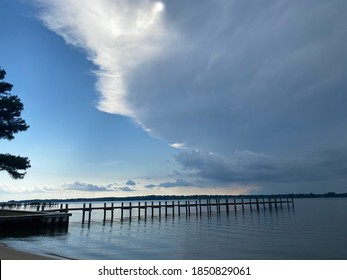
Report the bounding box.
[0,243,59,260]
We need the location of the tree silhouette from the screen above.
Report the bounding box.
[0,67,30,179]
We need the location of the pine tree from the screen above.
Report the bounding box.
[0,67,30,179]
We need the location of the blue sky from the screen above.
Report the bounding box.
[1,0,347,201]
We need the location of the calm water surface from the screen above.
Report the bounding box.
[1,198,347,259]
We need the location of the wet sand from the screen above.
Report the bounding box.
[0,243,59,260]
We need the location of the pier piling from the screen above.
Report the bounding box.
[111,203,114,222]
[88,203,92,224]
[121,202,124,221]
[82,203,86,223]
[103,203,107,222]
[40,197,294,224]
[138,202,141,220]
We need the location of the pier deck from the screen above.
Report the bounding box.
[43,197,294,224]
[0,209,71,236]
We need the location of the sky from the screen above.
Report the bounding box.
[1,0,347,201]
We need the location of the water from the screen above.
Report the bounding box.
[1,198,347,259]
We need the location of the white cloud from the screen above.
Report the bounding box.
[34,0,170,116]
[34,1,347,190]
[170,143,186,149]
[0,185,18,194]
[0,184,64,195]
[63,181,111,192]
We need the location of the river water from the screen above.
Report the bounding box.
[1,198,346,259]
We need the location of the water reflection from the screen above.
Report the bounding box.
[1,199,346,259]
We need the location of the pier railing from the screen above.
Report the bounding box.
[42,197,294,224]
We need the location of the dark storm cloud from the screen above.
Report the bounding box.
[126,179,137,186]
[158,179,194,188]
[37,0,347,190]
[126,0,347,189]
[119,186,136,192]
[128,0,347,156]
[175,148,347,184]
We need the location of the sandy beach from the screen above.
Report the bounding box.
[0,243,59,260]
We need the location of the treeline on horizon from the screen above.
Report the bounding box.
[4,192,347,204]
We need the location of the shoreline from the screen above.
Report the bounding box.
[0,243,66,260]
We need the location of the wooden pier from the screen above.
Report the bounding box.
[0,201,59,209]
[45,197,294,224]
[0,209,71,237]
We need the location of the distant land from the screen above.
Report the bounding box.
[2,192,346,205]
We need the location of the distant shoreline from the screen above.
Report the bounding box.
[2,192,346,205]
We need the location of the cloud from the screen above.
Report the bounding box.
[0,184,63,194]
[175,150,281,183]
[118,186,135,192]
[175,149,347,185]
[0,185,17,194]
[144,184,157,189]
[35,1,347,190]
[125,179,136,186]
[35,0,347,152]
[63,181,111,192]
[34,0,169,116]
[63,181,137,192]
[127,0,347,157]
[158,179,194,188]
